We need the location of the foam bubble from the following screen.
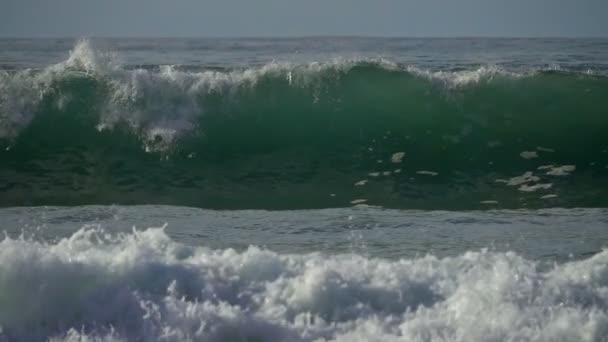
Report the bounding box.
[518,183,553,192]
[537,146,555,153]
[546,165,576,176]
[520,151,539,159]
[391,152,405,163]
[354,180,368,186]
[506,172,540,186]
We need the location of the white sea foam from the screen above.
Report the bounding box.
[518,183,553,192]
[406,65,522,88]
[520,151,539,159]
[0,227,607,341]
[546,165,576,177]
[506,171,540,186]
[390,152,405,163]
[416,170,438,176]
[537,146,555,153]
[0,69,53,138]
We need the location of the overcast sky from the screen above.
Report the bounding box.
[1,0,607,37]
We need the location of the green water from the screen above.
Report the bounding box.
[1,62,607,209]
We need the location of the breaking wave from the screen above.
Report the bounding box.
[1,40,607,209]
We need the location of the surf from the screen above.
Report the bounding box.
[1,40,607,209]
[0,224,607,341]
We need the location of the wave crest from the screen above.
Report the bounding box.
[0,40,529,144]
[1,40,607,209]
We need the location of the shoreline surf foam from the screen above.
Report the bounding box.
[0,226,607,341]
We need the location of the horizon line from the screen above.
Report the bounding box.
[1,34,607,40]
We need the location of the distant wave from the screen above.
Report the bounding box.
[1,40,607,209]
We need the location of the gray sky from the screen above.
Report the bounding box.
[1,0,607,37]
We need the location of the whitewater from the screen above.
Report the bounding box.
[1,37,608,341]
[1,207,608,341]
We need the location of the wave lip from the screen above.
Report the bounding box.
[0,226,607,341]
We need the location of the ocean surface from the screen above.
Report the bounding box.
[1,38,608,341]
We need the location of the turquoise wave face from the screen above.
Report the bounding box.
[1,46,608,209]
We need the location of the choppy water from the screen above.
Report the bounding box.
[1,38,608,341]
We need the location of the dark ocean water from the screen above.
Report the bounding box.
[1,38,608,341]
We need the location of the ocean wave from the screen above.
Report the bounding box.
[0,226,607,341]
[1,40,607,209]
[0,39,580,143]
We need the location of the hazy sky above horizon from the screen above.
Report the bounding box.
[1,0,607,37]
